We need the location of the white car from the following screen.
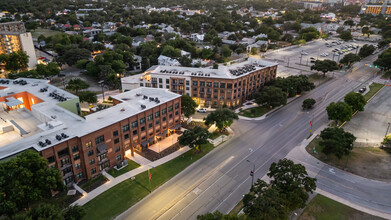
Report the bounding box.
[301,51,308,55]
[197,108,207,113]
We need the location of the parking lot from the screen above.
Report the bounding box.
[263,38,377,77]
[344,85,391,147]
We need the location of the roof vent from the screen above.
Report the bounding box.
[143,95,148,99]
[141,104,146,109]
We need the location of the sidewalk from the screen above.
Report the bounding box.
[72,146,191,206]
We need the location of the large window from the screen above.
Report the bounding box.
[72,145,79,153]
[175,103,179,109]
[57,148,69,158]
[89,158,95,165]
[75,163,81,170]
[168,106,173,112]
[113,130,119,137]
[77,172,83,179]
[192,81,198,86]
[147,114,153,121]
[220,83,226,88]
[200,81,205,86]
[162,108,167,115]
[95,135,105,145]
[131,121,138,128]
[88,150,94,157]
[73,153,80,161]
[213,82,219,88]
[85,141,92,149]
[155,111,160,118]
[115,146,120,152]
[123,124,130,132]
[140,118,145,125]
[116,155,121,161]
[91,168,96,175]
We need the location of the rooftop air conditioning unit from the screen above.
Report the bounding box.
[141,104,146,109]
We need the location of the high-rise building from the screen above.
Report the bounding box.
[0,21,37,69]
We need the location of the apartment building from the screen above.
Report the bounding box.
[121,58,278,108]
[0,21,37,69]
[0,78,181,185]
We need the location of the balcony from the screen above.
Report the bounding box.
[99,157,109,165]
[61,163,72,170]
[62,171,74,179]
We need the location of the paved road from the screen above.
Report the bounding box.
[117,54,390,220]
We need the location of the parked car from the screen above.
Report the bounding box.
[197,108,207,113]
[359,87,366,93]
[301,51,308,55]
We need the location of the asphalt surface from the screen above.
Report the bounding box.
[116,53,390,220]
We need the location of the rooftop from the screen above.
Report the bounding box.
[0,79,179,160]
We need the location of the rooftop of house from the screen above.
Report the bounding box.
[0,79,180,160]
[121,57,277,84]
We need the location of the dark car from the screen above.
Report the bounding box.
[359,87,366,93]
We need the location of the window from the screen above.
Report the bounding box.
[234,83,237,88]
[123,124,129,132]
[95,135,105,145]
[115,147,120,152]
[168,106,173,112]
[193,87,197,92]
[192,81,198,86]
[114,138,119,144]
[147,114,153,121]
[166,79,169,84]
[239,81,242,86]
[186,80,189,85]
[75,163,81,170]
[60,157,70,167]
[220,89,224,94]
[72,145,79,153]
[73,153,80,161]
[159,78,162,83]
[140,118,145,125]
[86,142,92,149]
[124,133,129,139]
[131,121,138,128]
[175,103,179,109]
[220,83,226,88]
[91,168,96,175]
[47,156,55,164]
[140,83,144,86]
[169,114,173,119]
[163,117,166,122]
[159,85,163,88]
[156,119,160,125]
[200,81,205,86]
[89,158,95,165]
[162,108,167,115]
[186,87,189,90]
[166,85,170,89]
[116,155,121,161]
[57,148,69,158]
[149,123,153,128]
[155,111,160,118]
[227,83,232,89]
[141,126,145,131]
[77,172,83,179]
[213,82,219,88]
[113,130,118,137]
[132,130,137,135]
[175,111,179,116]
[88,150,94,156]
[207,82,212,87]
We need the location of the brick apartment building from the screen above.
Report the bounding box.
[0,78,181,185]
[121,57,277,108]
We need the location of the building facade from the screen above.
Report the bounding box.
[0,79,181,185]
[121,58,278,108]
[0,21,37,69]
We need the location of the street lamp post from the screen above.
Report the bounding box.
[98,80,105,102]
[247,159,255,187]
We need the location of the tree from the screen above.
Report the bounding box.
[63,205,86,220]
[339,53,360,67]
[178,126,209,152]
[267,159,317,210]
[60,48,92,66]
[181,95,197,118]
[344,92,366,112]
[374,48,391,70]
[339,31,353,41]
[255,86,287,108]
[319,127,356,159]
[311,59,338,77]
[243,179,289,220]
[204,108,238,132]
[344,20,354,28]
[178,55,192,67]
[28,203,64,220]
[2,50,29,72]
[66,78,90,95]
[221,45,232,58]
[326,101,353,124]
[302,98,316,110]
[359,44,375,58]
[362,26,370,37]
[0,150,64,216]
[197,211,242,220]
[36,62,60,77]
[78,91,97,104]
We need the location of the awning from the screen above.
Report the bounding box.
[170,124,181,130]
[5,99,23,107]
[149,137,155,143]
[157,133,164,137]
[141,140,149,147]
[97,143,108,154]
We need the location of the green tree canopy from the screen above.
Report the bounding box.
[78,91,97,104]
[359,44,375,58]
[374,48,391,69]
[344,92,366,112]
[66,78,90,95]
[267,158,317,210]
[326,101,353,124]
[1,50,29,72]
[60,48,92,66]
[339,31,353,41]
[255,86,287,108]
[178,126,209,152]
[311,59,338,77]
[0,150,64,216]
[339,53,361,67]
[319,127,356,159]
[181,95,197,118]
[204,108,238,132]
[302,98,316,110]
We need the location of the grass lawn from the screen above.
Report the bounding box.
[299,194,384,220]
[364,83,384,102]
[229,199,244,215]
[238,105,271,118]
[107,160,141,178]
[79,175,109,193]
[82,143,215,220]
[31,27,62,38]
[306,136,391,180]
[209,130,229,140]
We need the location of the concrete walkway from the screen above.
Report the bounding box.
[72,146,191,206]
[128,152,152,166]
[101,170,114,181]
[72,183,87,196]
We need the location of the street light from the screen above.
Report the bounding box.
[98,80,105,102]
[246,159,255,187]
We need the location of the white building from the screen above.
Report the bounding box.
[158,55,181,66]
[190,33,205,42]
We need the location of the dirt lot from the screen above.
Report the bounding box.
[307,136,391,181]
